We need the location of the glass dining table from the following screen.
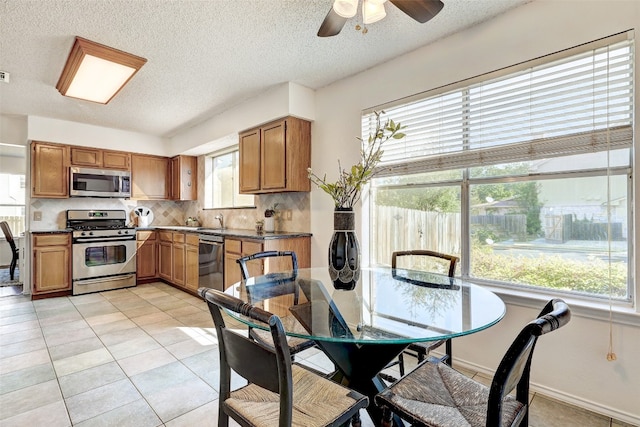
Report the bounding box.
[223,266,506,426]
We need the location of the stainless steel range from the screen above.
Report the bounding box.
[67,209,136,295]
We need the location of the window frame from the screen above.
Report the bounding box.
[363,33,634,306]
[205,147,255,210]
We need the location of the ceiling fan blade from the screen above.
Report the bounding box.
[317,7,348,37]
[389,0,444,24]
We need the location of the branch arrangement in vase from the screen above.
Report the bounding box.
[308,111,405,209]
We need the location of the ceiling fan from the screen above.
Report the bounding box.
[318,0,445,37]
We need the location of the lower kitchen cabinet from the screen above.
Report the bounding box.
[32,233,71,296]
[156,230,199,293]
[172,232,186,286]
[158,231,173,281]
[223,236,310,289]
[136,230,157,281]
[185,234,199,292]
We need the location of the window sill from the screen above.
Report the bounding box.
[477,282,639,327]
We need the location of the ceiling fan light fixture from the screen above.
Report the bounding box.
[363,0,387,24]
[333,0,358,18]
[56,37,146,104]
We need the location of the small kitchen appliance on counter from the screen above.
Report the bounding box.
[67,209,136,295]
[134,206,154,227]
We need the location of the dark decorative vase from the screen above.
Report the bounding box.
[328,209,361,290]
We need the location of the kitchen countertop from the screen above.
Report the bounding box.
[139,226,312,240]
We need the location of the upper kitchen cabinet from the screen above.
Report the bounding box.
[70,147,102,167]
[31,141,69,198]
[239,128,260,193]
[103,150,131,170]
[70,147,131,170]
[239,116,311,194]
[131,154,170,199]
[170,155,197,201]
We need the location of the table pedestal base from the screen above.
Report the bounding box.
[315,340,407,427]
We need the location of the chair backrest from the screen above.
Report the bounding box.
[198,287,295,425]
[392,250,459,277]
[237,250,298,280]
[0,221,17,252]
[486,298,571,426]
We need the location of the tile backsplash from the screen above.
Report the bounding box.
[29,155,310,232]
[30,194,310,232]
[29,154,310,232]
[29,198,193,231]
[191,154,310,233]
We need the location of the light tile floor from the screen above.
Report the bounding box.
[0,282,634,427]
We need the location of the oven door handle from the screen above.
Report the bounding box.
[74,237,135,243]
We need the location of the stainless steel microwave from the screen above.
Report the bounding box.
[70,167,131,198]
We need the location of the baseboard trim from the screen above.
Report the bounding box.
[444,354,640,426]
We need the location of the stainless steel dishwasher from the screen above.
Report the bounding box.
[198,234,224,291]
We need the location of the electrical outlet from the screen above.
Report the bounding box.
[284,209,292,221]
[0,71,9,83]
[33,211,42,221]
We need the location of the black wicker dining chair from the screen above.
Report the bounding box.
[375,298,571,427]
[0,221,19,281]
[386,250,460,377]
[237,250,316,356]
[199,287,369,427]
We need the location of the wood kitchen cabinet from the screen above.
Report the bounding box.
[239,116,311,194]
[172,232,186,286]
[158,231,173,281]
[136,230,157,281]
[31,141,69,198]
[70,147,131,170]
[157,230,199,293]
[131,154,170,199]
[185,234,199,292]
[170,155,197,201]
[239,128,261,193]
[223,236,310,290]
[32,233,71,296]
[102,150,131,169]
[70,147,102,167]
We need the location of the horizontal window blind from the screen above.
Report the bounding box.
[364,34,634,176]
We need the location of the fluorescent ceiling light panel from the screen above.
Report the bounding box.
[56,37,146,104]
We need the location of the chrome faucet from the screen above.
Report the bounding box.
[215,213,224,229]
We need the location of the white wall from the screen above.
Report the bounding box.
[169,82,315,156]
[0,147,26,175]
[27,116,168,156]
[1,115,27,146]
[311,0,640,423]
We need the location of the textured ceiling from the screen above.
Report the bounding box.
[0,0,532,138]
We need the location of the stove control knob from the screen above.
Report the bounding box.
[80,231,86,237]
[89,231,94,236]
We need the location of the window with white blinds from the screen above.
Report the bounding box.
[363,33,633,177]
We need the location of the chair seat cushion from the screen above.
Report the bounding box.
[375,361,524,427]
[251,326,315,354]
[225,364,367,427]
